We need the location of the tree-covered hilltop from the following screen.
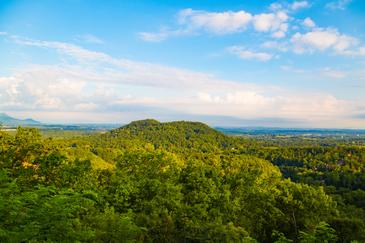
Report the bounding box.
[1,121,365,242]
[94,119,231,152]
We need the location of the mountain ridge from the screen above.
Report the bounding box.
[0,113,41,126]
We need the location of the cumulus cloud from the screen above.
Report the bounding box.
[139,8,290,41]
[227,46,273,61]
[0,77,21,107]
[302,17,316,28]
[0,65,90,111]
[290,1,310,11]
[177,8,253,34]
[262,27,365,56]
[291,28,359,54]
[253,11,289,38]
[138,9,253,40]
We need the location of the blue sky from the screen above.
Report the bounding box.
[1,0,365,127]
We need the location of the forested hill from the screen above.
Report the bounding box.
[94,119,232,152]
[1,121,365,242]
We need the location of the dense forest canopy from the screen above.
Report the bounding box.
[1,119,365,242]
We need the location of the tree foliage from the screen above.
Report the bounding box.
[0,120,364,242]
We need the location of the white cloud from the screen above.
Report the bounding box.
[291,28,359,54]
[140,8,290,41]
[302,17,316,28]
[0,65,91,111]
[177,8,253,34]
[0,77,20,106]
[291,1,310,10]
[263,28,365,56]
[252,11,288,36]
[272,30,286,39]
[326,0,352,10]
[227,46,273,61]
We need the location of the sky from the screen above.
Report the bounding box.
[0,0,365,127]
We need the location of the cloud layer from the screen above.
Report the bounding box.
[1,33,364,127]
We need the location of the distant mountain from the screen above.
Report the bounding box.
[0,113,41,126]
